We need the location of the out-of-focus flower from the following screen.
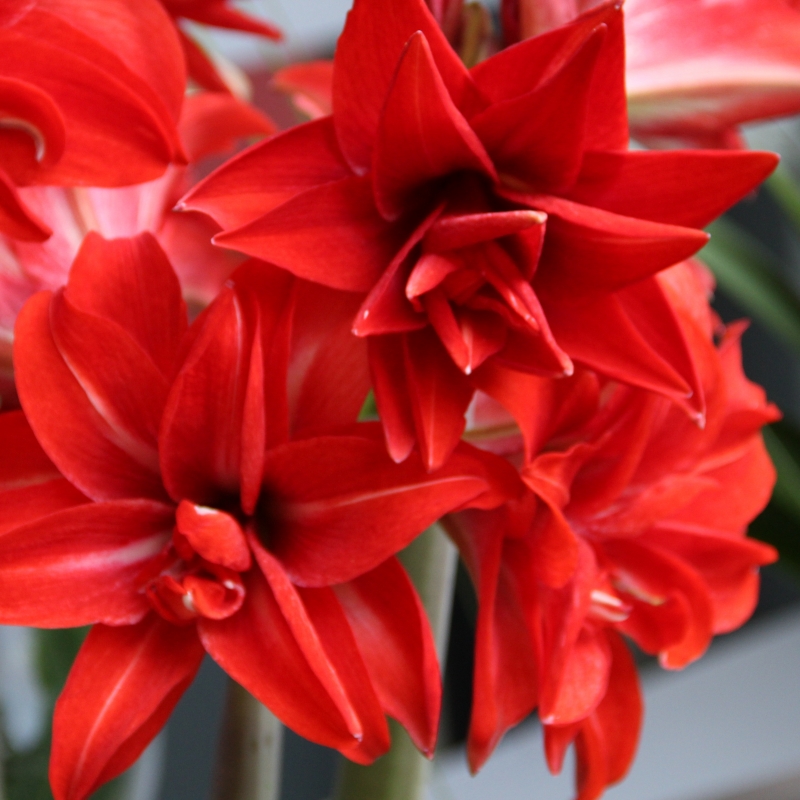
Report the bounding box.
[445,262,779,798]
[183,0,776,474]
[0,0,188,240]
[161,0,282,93]
[0,232,517,800]
[0,91,275,410]
[502,0,800,147]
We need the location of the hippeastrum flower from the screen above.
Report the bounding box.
[182,0,777,472]
[445,261,779,797]
[501,0,800,148]
[0,90,275,409]
[1,232,515,800]
[161,0,282,93]
[0,0,188,241]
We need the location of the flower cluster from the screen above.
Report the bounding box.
[0,0,792,799]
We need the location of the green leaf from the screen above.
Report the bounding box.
[751,423,800,577]
[766,163,800,232]
[701,218,800,356]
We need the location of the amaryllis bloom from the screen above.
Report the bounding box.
[445,261,779,798]
[502,0,800,148]
[182,0,777,473]
[0,90,275,409]
[1,232,515,800]
[0,0,187,241]
[161,0,282,92]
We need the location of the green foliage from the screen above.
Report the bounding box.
[702,218,800,357]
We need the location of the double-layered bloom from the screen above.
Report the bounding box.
[502,0,800,148]
[0,232,517,800]
[183,0,777,473]
[0,0,188,242]
[445,262,779,798]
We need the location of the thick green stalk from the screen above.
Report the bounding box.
[335,523,459,800]
[212,682,283,800]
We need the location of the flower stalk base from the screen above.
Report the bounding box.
[335,524,458,800]
[213,682,283,800]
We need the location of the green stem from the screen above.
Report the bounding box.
[335,523,458,800]
[212,682,283,800]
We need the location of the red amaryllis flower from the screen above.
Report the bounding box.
[502,0,800,148]
[161,0,282,92]
[1,232,515,800]
[445,261,779,797]
[182,0,777,472]
[0,0,187,241]
[0,90,275,409]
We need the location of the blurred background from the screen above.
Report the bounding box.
[3,2,800,799]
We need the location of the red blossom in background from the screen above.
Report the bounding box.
[0,90,275,410]
[0,232,518,800]
[502,0,800,148]
[161,0,282,92]
[0,0,188,242]
[183,0,777,475]
[445,262,779,798]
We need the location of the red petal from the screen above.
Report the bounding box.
[594,630,642,784]
[50,616,203,800]
[64,232,187,377]
[290,282,370,438]
[372,32,496,220]
[333,0,484,173]
[353,207,441,337]
[298,585,391,763]
[15,292,168,502]
[262,429,493,586]
[159,288,248,503]
[0,167,52,241]
[472,362,599,461]
[543,289,697,410]
[0,500,172,627]
[423,210,544,253]
[214,177,402,292]
[368,335,418,463]
[50,291,167,470]
[336,557,441,756]
[0,410,87,534]
[470,25,604,192]
[175,499,251,571]
[540,625,611,726]
[169,0,282,39]
[569,150,778,228]
[523,193,710,293]
[0,76,66,178]
[198,567,367,755]
[181,118,351,230]
[447,511,538,771]
[272,60,334,119]
[404,329,475,471]
[250,540,387,759]
[625,0,800,143]
[2,8,183,184]
[178,91,275,163]
[607,539,714,668]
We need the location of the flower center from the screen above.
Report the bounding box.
[141,500,251,624]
